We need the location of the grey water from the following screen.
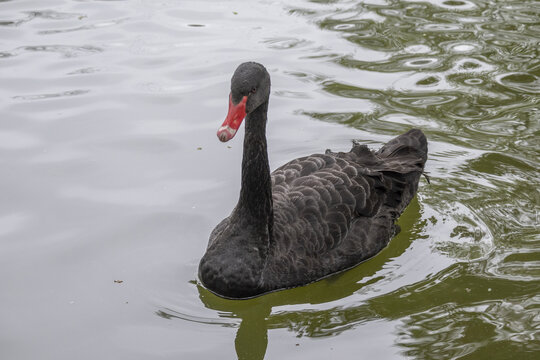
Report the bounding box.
[0,0,539,359]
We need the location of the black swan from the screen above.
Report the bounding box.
[199,62,428,299]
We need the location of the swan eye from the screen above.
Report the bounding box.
[250,87,257,94]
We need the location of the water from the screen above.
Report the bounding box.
[0,0,538,359]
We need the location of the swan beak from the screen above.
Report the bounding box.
[217,94,247,142]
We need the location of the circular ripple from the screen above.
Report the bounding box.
[403,58,439,68]
[333,23,356,30]
[439,0,478,10]
[418,23,463,32]
[443,41,481,54]
[463,78,484,85]
[496,72,540,94]
[393,95,458,108]
[443,0,467,5]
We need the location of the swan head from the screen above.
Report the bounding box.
[217,62,271,142]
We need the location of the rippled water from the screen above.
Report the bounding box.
[1,0,539,359]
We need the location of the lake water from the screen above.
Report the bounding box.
[1,0,538,359]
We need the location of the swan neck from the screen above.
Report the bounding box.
[238,101,273,235]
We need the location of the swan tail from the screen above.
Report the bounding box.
[374,129,428,215]
[376,129,428,169]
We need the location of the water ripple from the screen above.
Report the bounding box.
[1,0,539,359]
[18,44,103,58]
[38,18,127,35]
[13,89,90,101]
[496,72,540,94]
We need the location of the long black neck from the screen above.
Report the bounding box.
[236,101,273,239]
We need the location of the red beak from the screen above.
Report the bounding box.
[217,94,247,142]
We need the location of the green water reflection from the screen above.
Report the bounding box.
[179,0,539,358]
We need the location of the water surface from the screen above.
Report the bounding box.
[0,0,539,359]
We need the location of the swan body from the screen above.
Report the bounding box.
[199,62,428,299]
